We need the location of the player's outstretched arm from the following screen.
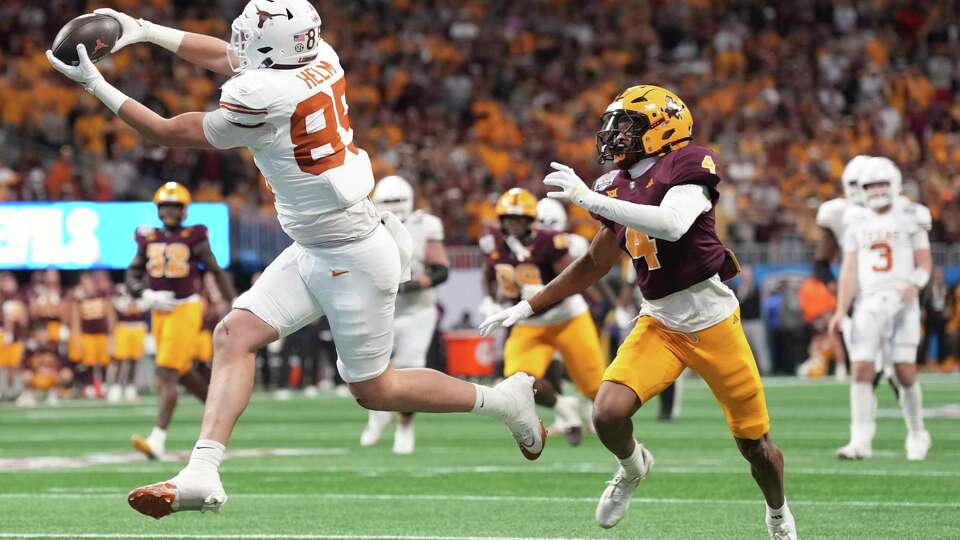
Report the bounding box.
[48,44,213,148]
[94,8,234,76]
[194,241,237,305]
[480,227,620,335]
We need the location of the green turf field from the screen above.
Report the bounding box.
[1,375,958,539]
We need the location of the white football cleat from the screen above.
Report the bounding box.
[107,384,123,403]
[596,446,654,528]
[15,391,37,408]
[124,385,139,402]
[836,442,872,460]
[553,395,583,446]
[128,467,227,519]
[302,385,320,399]
[766,508,798,540]
[495,373,546,460]
[905,430,931,461]
[131,434,165,461]
[392,423,415,455]
[360,410,392,447]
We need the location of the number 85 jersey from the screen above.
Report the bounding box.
[842,202,931,297]
[134,225,206,299]
[202,39,378,247]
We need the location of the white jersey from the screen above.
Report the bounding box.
[396,210,444,314]
[203,40,378,247]
[816,197,852,248]
[842,202,931,297]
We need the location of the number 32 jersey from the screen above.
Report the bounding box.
[134,225,206,299]
[842,202,931,297]
[202,39,378,247]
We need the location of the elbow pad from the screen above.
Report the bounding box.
[813,260,835,284]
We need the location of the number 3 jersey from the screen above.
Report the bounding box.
[479,228,588,326]
[134,225,206,299]
[202,39,378,247]
[842,202,931,297]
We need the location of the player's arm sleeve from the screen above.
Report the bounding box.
[911,226,931,250]
[586,184,711,242]
[202,108,276,150]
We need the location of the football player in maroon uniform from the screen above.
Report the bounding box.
[481,85,795,539]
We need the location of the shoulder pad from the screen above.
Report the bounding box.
[907,203,932,231]
[219,74,272,126]
[592,170,620,192]
[815,198,846,228]
[421,213,445,241]
[670,144,721,189]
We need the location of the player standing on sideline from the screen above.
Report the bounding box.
[111,284,148,402]
[128,182,236,460]
[479,189,605,446]
[47,0,543,517]
[28,269,66,348]
[481,86,796,539]
[72,272,115,399]
[829,157,933,461]
[362,175,450,454]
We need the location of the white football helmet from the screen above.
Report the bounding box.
[859,156,902,210]
[536,198,567,232]
[840,154,871,205]
[372,176,415,221]
[229,0,322,72]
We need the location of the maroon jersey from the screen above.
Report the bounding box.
[30,286,63,323]
[591,144,735,300]
[75,290,109,335]
[479,228,571,302]
[134,225,207,299]
[114,289,147,323]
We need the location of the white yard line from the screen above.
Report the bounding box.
[0,492,956,509]
[0,534,609,540]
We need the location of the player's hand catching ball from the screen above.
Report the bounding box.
[47,44,105,91]
[93,8,149,52]
[479,301,534,336]
[544,162,601,210]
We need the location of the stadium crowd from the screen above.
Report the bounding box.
[2,0,960,245]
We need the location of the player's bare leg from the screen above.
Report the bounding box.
[128,309,275,519]
[894,362,930,460]
[179,370,209,402]
[737,434,795,539]
[131,367,179,460]
[838,360,876,459]
[591,381,653,529]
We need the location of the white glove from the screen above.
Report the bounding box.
[93,8,148,52]
[93,8,185,53]
[543,161,603,211]
[46,44,128,113]
[46,44,104,90]
[142,289,176,312]
[479,296,502,319]
[479,301,534,336]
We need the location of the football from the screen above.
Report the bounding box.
[51,13,121,66]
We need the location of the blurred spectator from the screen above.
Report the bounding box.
[735,265,770,374]
[919,266,953,369]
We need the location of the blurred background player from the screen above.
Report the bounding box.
[479,188,605,446]
[1,273,29,401]
[18,322,73,407]
[128,182,236,460]
[28,269,66,348]
[481,85,795,538]
[362,175,450,454]
[830,157,933,461]
[111,284,149,402]
[71,272,115,399]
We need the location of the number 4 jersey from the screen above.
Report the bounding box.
[134,225,206,299]
[202,39,378,247]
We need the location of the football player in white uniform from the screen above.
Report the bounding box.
[829,157,933,461]
[48,0,544,519]
[363,176,449,454]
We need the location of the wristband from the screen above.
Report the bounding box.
[144,20,186,53]
[88,78,130,114]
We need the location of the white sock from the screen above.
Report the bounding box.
[850,382,875,446]
[187,439,225,473]
[899,383,925,434]
[766,500,791,524]
[148,426,167,447]
[617,441,646,479]
[471,384,506,419]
